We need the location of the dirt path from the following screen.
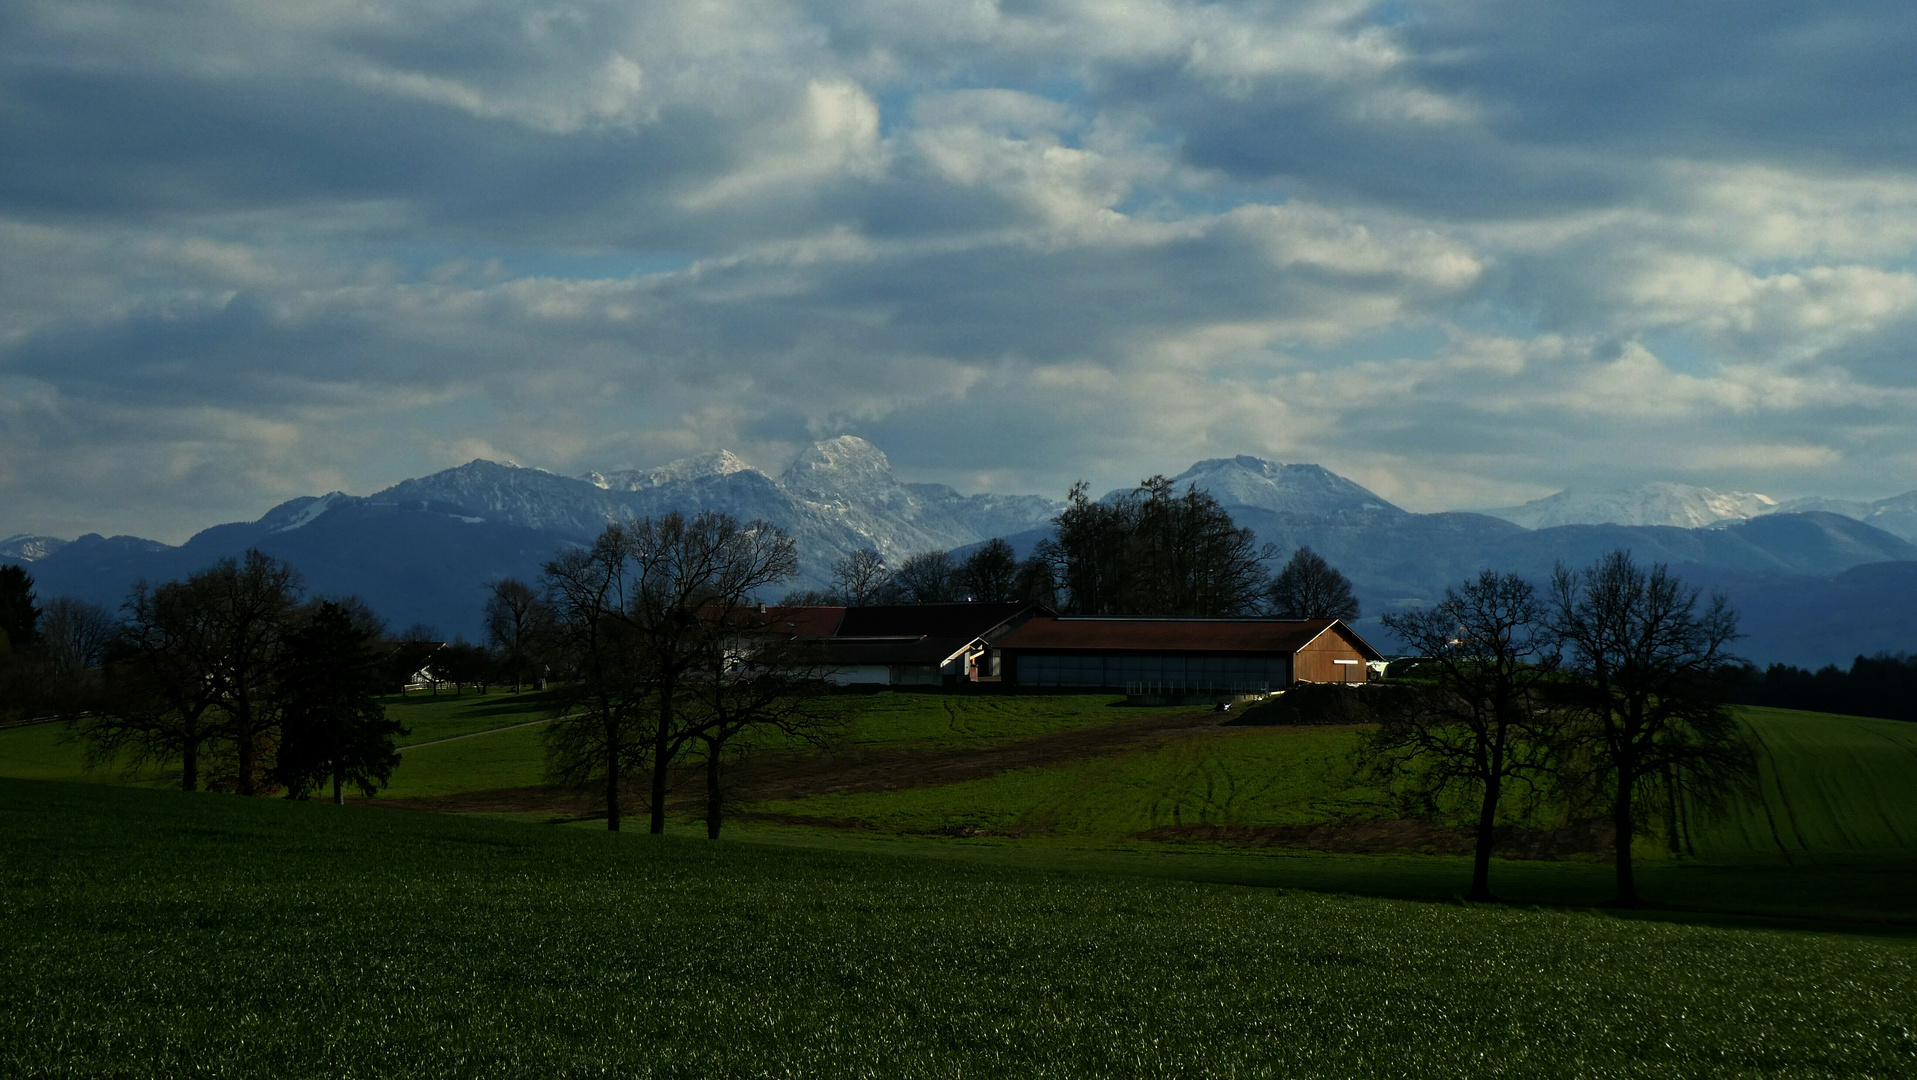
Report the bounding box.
[397,716,557,752]
[725,709,1226,802]
[374,708,1229,818]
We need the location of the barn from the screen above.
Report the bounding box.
[992,616,1384,696]
[757,602,1048,686]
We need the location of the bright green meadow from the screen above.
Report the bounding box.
[3,778,1914,1078]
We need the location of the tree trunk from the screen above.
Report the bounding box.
[649,679,674,836]
[1611,780,1640,907]
[605,716,621,832]
[333,767,343,806]
[235,720,256,797]
[181,737,199,792]
[1468,774,1499,902]
[706,743,724,840]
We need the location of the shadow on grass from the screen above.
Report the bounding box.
[717,823,1917,940]
[390,689,556,718]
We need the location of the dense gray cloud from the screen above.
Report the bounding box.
[1,0,1914,541]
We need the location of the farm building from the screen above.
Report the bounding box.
[992,616,1384,696]
[756,602,1048,686]
[758,603,1385,693]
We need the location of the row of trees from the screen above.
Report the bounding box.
[2,567,120,725]
[0,553,405,801]
[1371,551,1749,907]
[540,513,836,836]
[1722,653,1917,723]
[783,538,1050,607]
[786,477,1363,621]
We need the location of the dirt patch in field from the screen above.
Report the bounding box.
[371,709,1231,819]
[718,709,1227,803]
[1135,818,1614,859]
[372,785,605,819]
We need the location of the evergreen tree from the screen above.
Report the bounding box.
[0,564,39,653]
[1038,478,1271,616]
[273,601,406,804]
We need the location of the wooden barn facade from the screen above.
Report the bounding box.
[992,616,1383,695]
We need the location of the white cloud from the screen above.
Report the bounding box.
[5,0,1917,537]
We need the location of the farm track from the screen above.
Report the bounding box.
[396,716,557,751]
[375,709,1238,818]
[724,708,1228,802]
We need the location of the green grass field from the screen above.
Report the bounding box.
[0,688,559,789]
[757,705,1917,860]
[820,691,1180,748]
[7,695,1916,922]
[3,778,1913,1079]
[759,724,1381,836]
[1688,707,1917,861]
[385,687,558,747]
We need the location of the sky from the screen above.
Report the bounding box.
[3,0,1916,543]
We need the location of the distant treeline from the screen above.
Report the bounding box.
[1722,653,1917,723]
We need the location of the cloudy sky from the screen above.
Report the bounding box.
[4,0,1916,542]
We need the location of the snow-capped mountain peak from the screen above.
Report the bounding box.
[259,492,354,533]
[585,450,758,492]
[0,534,68,562]
[780,436,901,507]
[1483,482,1778,530]
[1146,456,1404,516]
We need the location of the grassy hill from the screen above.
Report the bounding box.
[5,692,1914,920]
[3,778,1914,1078]
[1689,707,1917,860]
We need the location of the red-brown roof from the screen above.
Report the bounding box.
[756,606,847,638]
[835,602,1038,640]
[996,616,1383,660]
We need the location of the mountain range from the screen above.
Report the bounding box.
[1479,482,1917,538]
[5,440,1916,667]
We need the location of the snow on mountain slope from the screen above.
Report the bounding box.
[1483,482,1778,530]
[325,438,1063,589]
[1863,491,1917,541]
[584,450,758,492]
[1771,490,1917,542]
[257,493,355,533]
[777,437,1060,566]
[0,534,68,562]
[373,460,638,535]
[1109,456,1404,516]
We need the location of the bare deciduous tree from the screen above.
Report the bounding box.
[484,578,551,691]
[831,548,891,605]
[1373,571,1559,901]
[198,551,304,796]
[79,551,302,794]
[1267,546,1360,621]
[543,536,655,832]
[684,625,837,838]
[1040,478,1271,616]
[544,512,798,832]
[1549,550,1755,907]
[885,550,958,604]
[83,578,223,790]
[958,539,1019,602]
